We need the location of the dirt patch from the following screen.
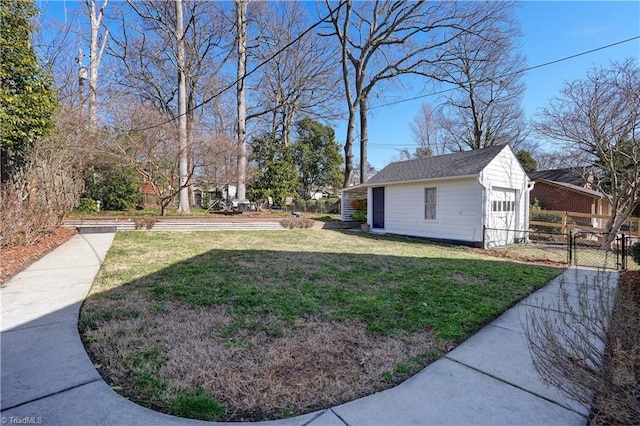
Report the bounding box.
[471,247,568,267]
[0,227,77,284]
[83,298,448,421]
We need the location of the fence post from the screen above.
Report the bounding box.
[568,229,573,265]
[620,234,627,271]
[561,211,567,234]
[482,225,486,249]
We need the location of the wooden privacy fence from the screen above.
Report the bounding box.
[530,209,640,236]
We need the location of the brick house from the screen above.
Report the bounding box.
[529,169,612,228]
[140,180,160,209]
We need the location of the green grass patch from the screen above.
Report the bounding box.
[90,231,559,341]
[167,387,225,421]
[82,230,562,420]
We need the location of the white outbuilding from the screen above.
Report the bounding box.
[341,145,532,248]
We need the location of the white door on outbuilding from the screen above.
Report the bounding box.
[487,188,516,247]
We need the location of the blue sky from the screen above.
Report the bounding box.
[355,1,640,170]
[37,1,639,171]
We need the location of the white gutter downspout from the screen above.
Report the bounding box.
[525,181,536,242]
[478,175,488,248]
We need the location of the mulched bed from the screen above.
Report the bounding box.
[0,227,77,284]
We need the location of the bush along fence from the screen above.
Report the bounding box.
[483,227,639,271]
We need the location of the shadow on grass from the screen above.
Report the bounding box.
[77,233,563,422]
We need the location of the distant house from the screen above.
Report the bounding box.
[193,184,237,208]
[140,180,159,209]
[528,169,612,228]
[341,145,531,248]
[308,188,336,200]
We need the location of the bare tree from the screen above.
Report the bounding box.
[108,0,230,211]
[235,0,248,203]
[86,0,109,132]
[101,97,198,216]
[431,1,527,152]
[190,86,239,197]
[409,103,441,157]
[324,0,498,185]
[175,0,189,213]
[516,140,575,172]
[250,1,341,146]
[534,59,640,247]
[32,4,78,106]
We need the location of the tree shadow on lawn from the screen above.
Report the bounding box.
[79,246,562,422]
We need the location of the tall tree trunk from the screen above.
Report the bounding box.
[282,104,296,147]
[236,0,248,202]
[339,0,354,188]
[270,93,280,141]
[359,95,369,183]
[468,85,482,150]
[176,0,190,213]
[88,0,108,132]
[343,108,356,187]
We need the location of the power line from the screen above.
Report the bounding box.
[129,1,346,132]
[369,35,640,110]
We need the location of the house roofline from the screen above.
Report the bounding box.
[533,178,604,198]
[340,183,368,194]
[341,174,480,193]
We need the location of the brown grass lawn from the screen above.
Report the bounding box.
[80,230,561,421]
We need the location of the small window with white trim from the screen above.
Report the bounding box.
[424,187,437,220]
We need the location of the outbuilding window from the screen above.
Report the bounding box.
[492,200,515,212]
[424,187,437,220]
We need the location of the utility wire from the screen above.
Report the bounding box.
[130,1,346,132]
[126,23,637,131]
[369,35,640,110]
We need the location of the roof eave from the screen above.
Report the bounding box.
[361,173,480,188]
[340,183,368,193]
[534,178,604,198]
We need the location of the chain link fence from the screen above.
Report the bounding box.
[483,227,638,270]
[570,230,620,269]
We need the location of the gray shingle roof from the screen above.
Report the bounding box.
[528,168,587,187]
[365,145,508,185]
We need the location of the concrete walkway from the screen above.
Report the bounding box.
[1,232,616,425]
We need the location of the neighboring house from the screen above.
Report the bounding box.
[193,184,237,208]
[341,145,531,248]
[528,169,612,228]
[140,180,159,209]
[308,188,336,200]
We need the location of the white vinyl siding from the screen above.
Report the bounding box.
[383,178,483,243]
[340,190,367,222]
[424,187,437,220]
[480,146,529,246]
[363,145,530,247]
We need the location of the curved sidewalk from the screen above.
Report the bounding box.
[1,232,614,425]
